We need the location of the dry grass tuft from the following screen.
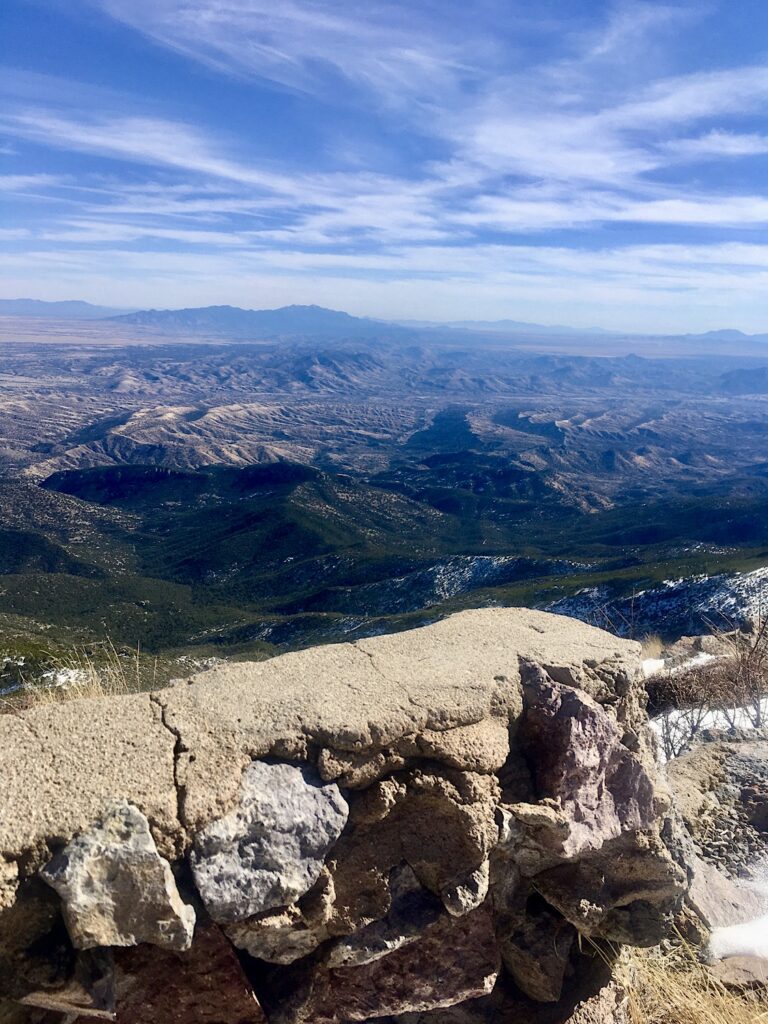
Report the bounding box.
[640,633,664,661]
[0,641,157,713]
[623,943,768,1024]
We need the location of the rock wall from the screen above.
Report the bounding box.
[0,608,690,1024]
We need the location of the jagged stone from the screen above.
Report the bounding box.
[226,868,337,965]
[148,609,629,832]
[91,922,267,1024]
[278,907,499,1024]
[519,669,662,860]
[534,828,687,945]
[0,609,688,1024]
[325,865,442,968]
[325,769,500,936]
[441,860,490,917]
[498,898,575,1002]
[191,761,349,923]
[40,801,195,951]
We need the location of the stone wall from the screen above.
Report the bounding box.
[0,608,690,1024]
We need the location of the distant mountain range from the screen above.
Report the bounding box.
[109,303,404,339]
[397,317,615,336]
[0,298,133,319]
[2,298,768,348]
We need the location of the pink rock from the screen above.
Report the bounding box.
[521,671,658,859]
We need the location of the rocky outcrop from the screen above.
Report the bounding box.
[668,728,768,879]
[0,608,688,1023]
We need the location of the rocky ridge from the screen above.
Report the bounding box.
[0,608,690,1023]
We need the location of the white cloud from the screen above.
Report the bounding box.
[6,2,768,330]
[664,130,768,159]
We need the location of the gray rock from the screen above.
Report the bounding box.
[226,869,337,965]
[191,761,349,923]
[40,801,195,951]
[440,861,490,918]
[325,865,442,968]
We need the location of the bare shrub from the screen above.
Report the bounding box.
[648,616,768,759]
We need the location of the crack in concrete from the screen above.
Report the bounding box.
[149,694,187,831]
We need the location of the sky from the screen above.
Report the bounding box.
[3,1,768,331]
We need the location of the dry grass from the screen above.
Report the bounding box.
[640,633,664,661]
[0,641,158,713]
[623,943,768,1024]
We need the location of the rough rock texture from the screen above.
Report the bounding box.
[273,907,499,1024]
[520,670,663,860]
[668,729,768,880]
[0,693,178,907]
[191,762,348,923]
[40,802,195,951]
[74,923,267,1024]
[0,608,689,1024]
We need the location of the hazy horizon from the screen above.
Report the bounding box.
[4,2,768,332]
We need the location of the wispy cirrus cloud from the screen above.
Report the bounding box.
[4,0,768,328]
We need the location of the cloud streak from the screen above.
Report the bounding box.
[4,1,768,328]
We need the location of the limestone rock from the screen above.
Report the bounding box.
[279,907,499,1024]
[40,801,195,951]
[191,761,349,923]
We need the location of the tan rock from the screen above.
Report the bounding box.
[40,802,195,951]
[0,609,641,880]
[0,694,178,874]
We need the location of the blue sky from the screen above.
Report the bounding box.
[3,1,768,330]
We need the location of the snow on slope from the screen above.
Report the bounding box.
[548,566,768,637]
